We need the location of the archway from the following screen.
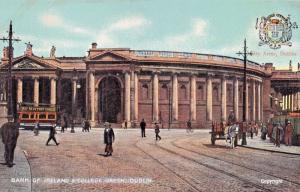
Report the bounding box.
[98,76,121,123]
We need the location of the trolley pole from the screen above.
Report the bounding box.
[237,39,253,146]
[0,21,21,120]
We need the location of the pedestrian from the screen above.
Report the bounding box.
[261,124,267,140]
[61,118,65,133]
[1,117,19,167]
[186,120,192,133]
[46,124,59,146]
[249,122,254,139]
[154,122,161,141]
[275,123,281,147]
[140,119,146,137]
[285,121,293,146]
[86,120,91,132]
[33,121,40,136]
[227,110,236,126]
[124,121,128,129]
[104,122,115,156]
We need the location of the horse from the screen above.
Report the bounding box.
[224,124,239,149]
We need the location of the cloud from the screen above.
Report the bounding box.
[41,13,63,27]
[95,16,151,47]
[163,18,208,50]
[40,13,92,36]
[109,16,150,31]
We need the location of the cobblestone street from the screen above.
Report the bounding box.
[12,128,300,192]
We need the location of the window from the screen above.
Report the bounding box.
[160,84,168,99]
[30,114,35,119]
[213,86,219,101]
[179,84,187,100]
[197,85,204,100]
[22,114,29,119]
[39,114,46,119]
[141,84,149,99]
[48,114,55,119]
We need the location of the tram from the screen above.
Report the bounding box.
[17,103,58,129]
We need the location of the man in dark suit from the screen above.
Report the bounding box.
[140,119,146,137]
[1,117,19,167]
[104,122,115,156]
[46,124,59,146]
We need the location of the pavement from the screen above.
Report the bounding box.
[238,134,300,155]
[0,127,299,192]
[0,138,31,192]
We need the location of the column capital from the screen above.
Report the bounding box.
[206,72,214,78]
[221,74,230,80]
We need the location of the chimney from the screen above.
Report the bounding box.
[25,42,33,56]
[91,42,97,49]
[2,47,9,61]
[1,46,13,64]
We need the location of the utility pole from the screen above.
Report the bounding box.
[237,39,253,145]
[0,21,21,119]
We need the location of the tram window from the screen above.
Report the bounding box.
[48,114,55,119]
[30,114,35,119]
[39,114,46,119]
[22,114,29,119]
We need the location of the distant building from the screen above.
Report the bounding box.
[0,43,299,127]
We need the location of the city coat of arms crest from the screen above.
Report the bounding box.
[256,13,298,49]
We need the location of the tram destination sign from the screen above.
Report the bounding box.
[19,106,56,112]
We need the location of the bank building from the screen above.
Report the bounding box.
[0,42,299,128]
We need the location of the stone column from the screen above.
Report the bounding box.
[234,78,239,121]
[17,78,23,104]
[206,74,212,121]
[297,92,300,110]
[172,73,178,121]
[125,72,131,122]
[134,72,139,121]
[252,81,256,121]
[221,76,227,121]
[282,95,286,110]
[72,79,77,114]
[286,95,290,110]
[89,72,95,122]
[190,74,196,121]
[257,82,261,121]
[153,72,159,122]
[50,78,56,105]
[33,77,39,106]
[130,71,135,122]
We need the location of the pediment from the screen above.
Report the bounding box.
[90,51,131,62]
[13,58,46,69]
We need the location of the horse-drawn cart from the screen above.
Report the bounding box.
[209,121,225,145]
[209,121,239,148]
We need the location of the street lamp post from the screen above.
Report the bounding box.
[237,39,253,146]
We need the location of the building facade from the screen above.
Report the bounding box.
[0,43,298,128]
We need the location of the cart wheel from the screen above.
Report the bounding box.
[211,134,215,145]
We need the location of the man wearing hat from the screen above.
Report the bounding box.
[285,121,293,146]
[104,122,115,156]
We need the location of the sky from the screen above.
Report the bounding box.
[0,0,299,69]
